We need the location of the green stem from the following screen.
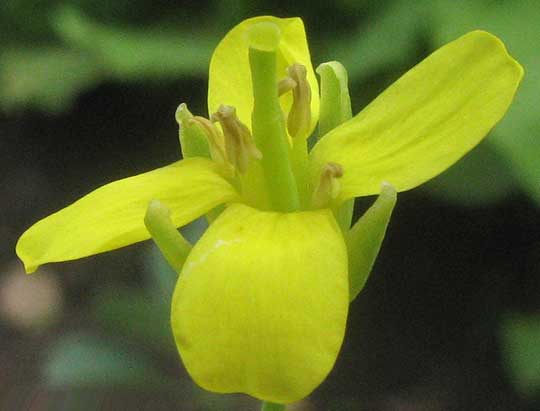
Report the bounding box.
[249,23,300,212]
[261,401,286,411]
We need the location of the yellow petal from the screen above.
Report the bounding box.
[171,203,348,403]
[208,16,319,136]
[16,158,238,273]
[310,31,523,201]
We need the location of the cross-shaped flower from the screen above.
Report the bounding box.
[16,16,522,405]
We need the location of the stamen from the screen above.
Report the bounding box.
[312,162,343,208]
[278,77,297,96]
[211,105,262,174]
[286,63,312,139]
[189,116,228,167]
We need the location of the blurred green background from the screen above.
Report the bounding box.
[1,0,539,410]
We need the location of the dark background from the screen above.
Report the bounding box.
[1,1,539,410]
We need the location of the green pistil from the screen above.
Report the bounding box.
[248,22,300,212]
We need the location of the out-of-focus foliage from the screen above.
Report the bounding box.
[501,313,540,396]
[51,7,215,80]
[92,287,174,352]
[0,47,99,113]
[44,333,168,388]
[0,5,215,113]
[421,141,518,206]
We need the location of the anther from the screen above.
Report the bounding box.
[312,162,343,208]
[211,105,262,174]
[278,77,297,96]
[286,63,312,139]
[189,116,228,167]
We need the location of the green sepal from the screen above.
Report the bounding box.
[316,61,352,138]
[347,183,396,301]
[317,61,355,231]
[144,199,192,273]
[175,103,211,159]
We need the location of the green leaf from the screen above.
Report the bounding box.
[347,183,396,301]
[44,333,168,388]
[0,48,99,112]
[501,313,540,396]
[51,6,214,80]
[326,0,426,80]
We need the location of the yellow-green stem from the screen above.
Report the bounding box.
[261,401,286,411]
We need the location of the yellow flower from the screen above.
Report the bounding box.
[16,16,522,404]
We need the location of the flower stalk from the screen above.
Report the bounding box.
[261,401,286,411]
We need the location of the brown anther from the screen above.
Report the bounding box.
[211,105,262,174]
[312,162,344,208]
[286,63,312,139]
[189,116,227,166]
[278,77,297,96]
[323,162,344,179]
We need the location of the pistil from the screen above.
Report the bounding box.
[248,22,300,212]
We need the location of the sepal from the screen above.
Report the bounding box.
[316,61,352,138]
[144,200,192,273]
[176,103,211,159]
[347,183,396,301]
